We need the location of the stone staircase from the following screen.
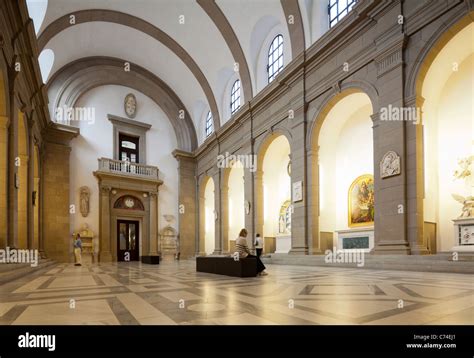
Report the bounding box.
[261,252,474,274]
[0,258,57,285]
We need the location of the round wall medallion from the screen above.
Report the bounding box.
[125,198,135,208]
[124,93,137,118]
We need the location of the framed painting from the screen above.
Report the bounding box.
[348,174,374,227]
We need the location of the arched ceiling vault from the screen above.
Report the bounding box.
[34,0,306,147]
[47,56,198,151]
[38,8,221,131]
[197,0,253,101]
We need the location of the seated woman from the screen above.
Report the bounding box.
[235,228,268,276]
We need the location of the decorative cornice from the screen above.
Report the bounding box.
[107,114,152,131]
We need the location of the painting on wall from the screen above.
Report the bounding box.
[348,174,374,227]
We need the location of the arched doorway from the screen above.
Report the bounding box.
[418,21,474,252]
[312,90,374,253]
[257,133,291,253]
[200,176,215,255]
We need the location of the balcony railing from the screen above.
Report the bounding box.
[97,157,159,180]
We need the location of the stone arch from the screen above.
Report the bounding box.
[222,158,245,252]
[47,57,197,152]
[38,9,221,131]
[412,15,474,252]
[308,87,375,254]
[255,130,292,248]
[405,13,474,99]
[198,175,215,255]
[256,128,293,171]
[308,81,378,149]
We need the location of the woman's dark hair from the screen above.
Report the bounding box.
[239,228,248,237]
[256,233,260,237]
[76,234,80,238]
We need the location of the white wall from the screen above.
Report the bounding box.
[204,178,215,254]
[228,165,245,242]
[263,135,291,237]
[69,85,179,246]
[319,93,373,234]
[424,54,474,251]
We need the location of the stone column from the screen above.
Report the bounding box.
[212,170,222,254]
[26,117,34,250]
[34,176,40,249]
[173,150,197,258]
[198,182,206,256]
[0,115,8,248]
[148,191,158,256]
[254,169,264,243]
[289,109,309,255]
[221,175,229,253]
[98,185,113,262]
[307,146,322,254]
[7,106,18,248]
[243,167,255,242]
[39,148,46,258]
[405,95,427,254]
[42,140,74,262]
[372,30,413,254]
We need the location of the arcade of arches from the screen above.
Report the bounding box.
[1,0,473,262]
[0,0,473,301]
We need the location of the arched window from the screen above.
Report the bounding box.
[329,0,357,28]
[205,111,213,137]
[230,80,241,115]
[268,34,284,83]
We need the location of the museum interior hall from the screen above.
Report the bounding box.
[0,0,473,326]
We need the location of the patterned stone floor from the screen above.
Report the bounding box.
[0,260,473,325]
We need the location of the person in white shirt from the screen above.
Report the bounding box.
[235,229,267,276]
[254,233,263,258]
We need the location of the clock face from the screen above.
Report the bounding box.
[125,198,135,208]
[124,94,137,118]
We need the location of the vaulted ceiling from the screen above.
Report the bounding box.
[27,0,329,149]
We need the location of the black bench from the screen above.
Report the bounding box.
[196,256,257,277]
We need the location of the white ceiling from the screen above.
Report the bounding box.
[28,0,328,143]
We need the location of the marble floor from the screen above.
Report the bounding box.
[0,260,473,325]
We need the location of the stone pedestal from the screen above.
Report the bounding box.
[336,227,374,253]
[275,235,291,253]
[451,217,474,252]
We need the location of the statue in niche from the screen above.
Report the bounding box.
[278,200,292,235]
[380,151,401,179]
[79,186,90,218]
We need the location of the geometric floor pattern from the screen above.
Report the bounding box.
[0,260,472,325]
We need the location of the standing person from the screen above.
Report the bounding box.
[235,229,267,276]
[74,234,82,266]
[255,233,263,258]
